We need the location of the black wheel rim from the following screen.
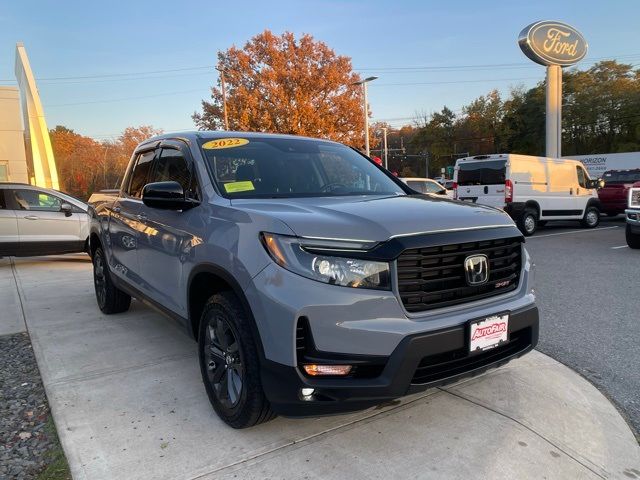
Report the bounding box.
[204,314,244,409]
[93,253,107,308]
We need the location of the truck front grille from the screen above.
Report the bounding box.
[397,237,522,312]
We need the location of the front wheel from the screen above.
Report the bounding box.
[627,224,640,249]
[581,206,600,228]
[198,291,275,428]
[93,247,131,314]
[517,208,537,236]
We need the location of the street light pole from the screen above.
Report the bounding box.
[352,76,378,157]
[216,67,229,130]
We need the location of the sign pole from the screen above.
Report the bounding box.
[519,21,587,159]
[545,64,562,158]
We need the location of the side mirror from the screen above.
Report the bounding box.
[587,178,605,190]
[142,181,195,210]
[60,203,73,217]
[436,189,447,195]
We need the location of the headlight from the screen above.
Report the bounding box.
[630,188,640,208]
[261,233,390,290]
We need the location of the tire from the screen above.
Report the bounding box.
[517,208,537,236]
[537,220,548,227]
[627,224,640,249]
[581,206,600,228]
[92,247,131,314]
[198,291,275,429]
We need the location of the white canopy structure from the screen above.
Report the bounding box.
[12,42,59,189]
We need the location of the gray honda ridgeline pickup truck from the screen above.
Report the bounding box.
[89,132,538,428]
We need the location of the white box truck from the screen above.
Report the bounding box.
[453,154,603,236]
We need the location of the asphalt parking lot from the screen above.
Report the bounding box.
[525,216,639,436]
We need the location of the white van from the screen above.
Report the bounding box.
[453,154,603,235]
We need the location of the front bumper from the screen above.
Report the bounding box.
[601,200,628,214]
[626,208,640,232]
[261,304,539,416]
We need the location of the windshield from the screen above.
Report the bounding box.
[200,136,405,198]
[602,170,640,185]
[457,160,506,186]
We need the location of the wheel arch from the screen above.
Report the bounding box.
[89,232,101,258]
[524,200,541,218]
[187,264,265,357]
[585,197,602,211]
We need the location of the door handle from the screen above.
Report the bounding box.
[569,188,573,195]
[24,215,39,220]
[136,213,147,221]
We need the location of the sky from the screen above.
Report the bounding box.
[0,0,638,141]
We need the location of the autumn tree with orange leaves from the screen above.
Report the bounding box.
[193,30,369,146]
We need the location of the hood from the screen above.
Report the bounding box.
[231,194,515,242]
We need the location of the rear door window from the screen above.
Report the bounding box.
[457,160,506,186]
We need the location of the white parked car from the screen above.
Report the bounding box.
[453,154,603,236]
[401,177,453,198]
[0,183,89,257]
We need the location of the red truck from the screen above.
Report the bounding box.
[598,169,640,216]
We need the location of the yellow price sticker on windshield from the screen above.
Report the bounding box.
[203,138,249,150]
[224,181,255,193]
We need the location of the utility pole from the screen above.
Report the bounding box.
[216,67,229,130]
[352,76,378,157]
[382,127,388,169]
[425,152,429,178]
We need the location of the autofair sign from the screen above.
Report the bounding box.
[518,21,588,66]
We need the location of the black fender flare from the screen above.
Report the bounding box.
[186,263,266,360]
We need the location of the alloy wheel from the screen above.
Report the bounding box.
[524,215,536,234]
[204,314,244,409]
[93,253,107,308]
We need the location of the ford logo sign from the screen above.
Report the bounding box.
[518,21,588,67]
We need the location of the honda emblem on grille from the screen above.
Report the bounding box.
[464,254,489,285]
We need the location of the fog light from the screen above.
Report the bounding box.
[301,388,315,397]
[303,364,352,376]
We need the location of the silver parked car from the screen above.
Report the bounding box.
[0,183,89,257]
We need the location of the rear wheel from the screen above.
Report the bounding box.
[93,247,131,314]
[198,291,275,429]
[517,208,537,236]
[627,224,640,249]
[581,206,600,228]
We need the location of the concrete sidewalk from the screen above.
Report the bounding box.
[2,255,639,480]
